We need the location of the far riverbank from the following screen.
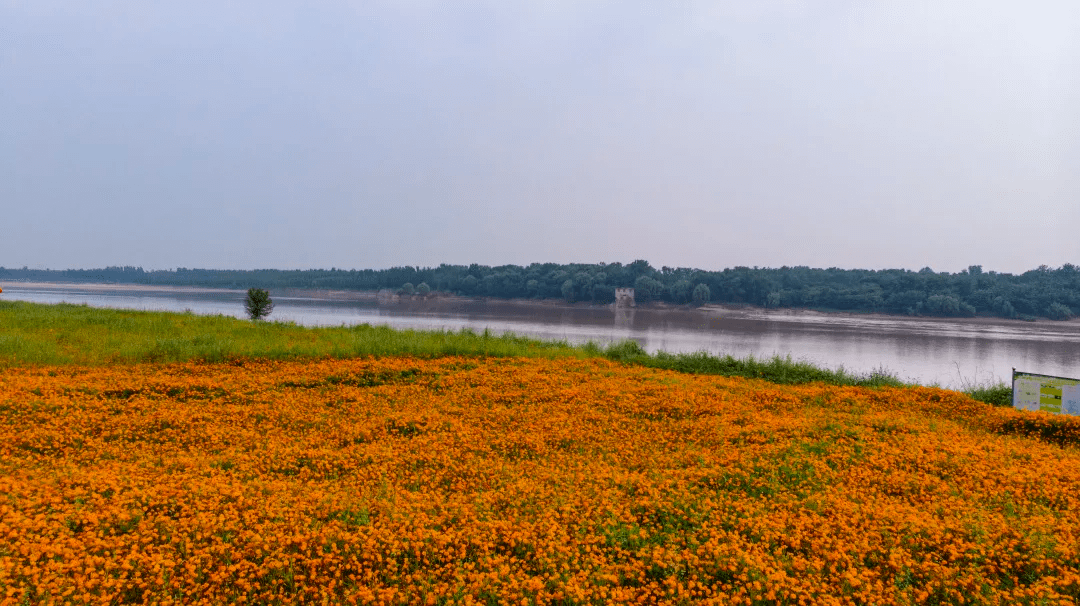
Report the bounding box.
[5,280,1080,331]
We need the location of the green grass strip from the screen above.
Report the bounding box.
[0,300,1010,404]
[0,301,586,365]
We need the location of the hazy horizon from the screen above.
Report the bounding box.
[3,1,1078,274]
[2,259,1073,277]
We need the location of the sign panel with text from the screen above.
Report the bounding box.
[1012,369,1080,415]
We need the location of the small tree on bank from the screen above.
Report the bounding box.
[245,288,274,320]
[692,283,711,306]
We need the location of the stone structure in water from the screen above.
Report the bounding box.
[615,288,636,308]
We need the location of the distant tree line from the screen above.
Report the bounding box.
[2,261,1078,320]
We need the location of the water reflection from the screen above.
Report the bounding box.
[613,307,635,331]
[3,282,1078,387]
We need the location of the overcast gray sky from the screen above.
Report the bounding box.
[2,1,1078,273]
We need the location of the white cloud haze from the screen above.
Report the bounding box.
[2,0,1078,273]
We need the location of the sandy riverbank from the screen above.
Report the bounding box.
[5,280,1079,333]
[698,302,1080,331]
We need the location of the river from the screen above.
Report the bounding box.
[3,282,1078,387]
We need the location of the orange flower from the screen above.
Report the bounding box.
[1,356,1079,604]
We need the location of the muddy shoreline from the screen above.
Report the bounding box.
[285,287,1080,332]
[5,281,1079,333]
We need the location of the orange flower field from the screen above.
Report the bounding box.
[2,356,1080,604]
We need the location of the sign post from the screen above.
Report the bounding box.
[1012,369,1080,415]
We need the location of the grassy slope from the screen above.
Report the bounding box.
[0,299,1012,402]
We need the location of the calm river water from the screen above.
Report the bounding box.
[3,282,1079,388]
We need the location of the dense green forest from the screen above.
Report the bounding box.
[2,261,1078,320]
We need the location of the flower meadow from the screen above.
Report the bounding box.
[2,357,1080,605]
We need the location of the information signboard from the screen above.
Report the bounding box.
[1012,369,1080,415]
